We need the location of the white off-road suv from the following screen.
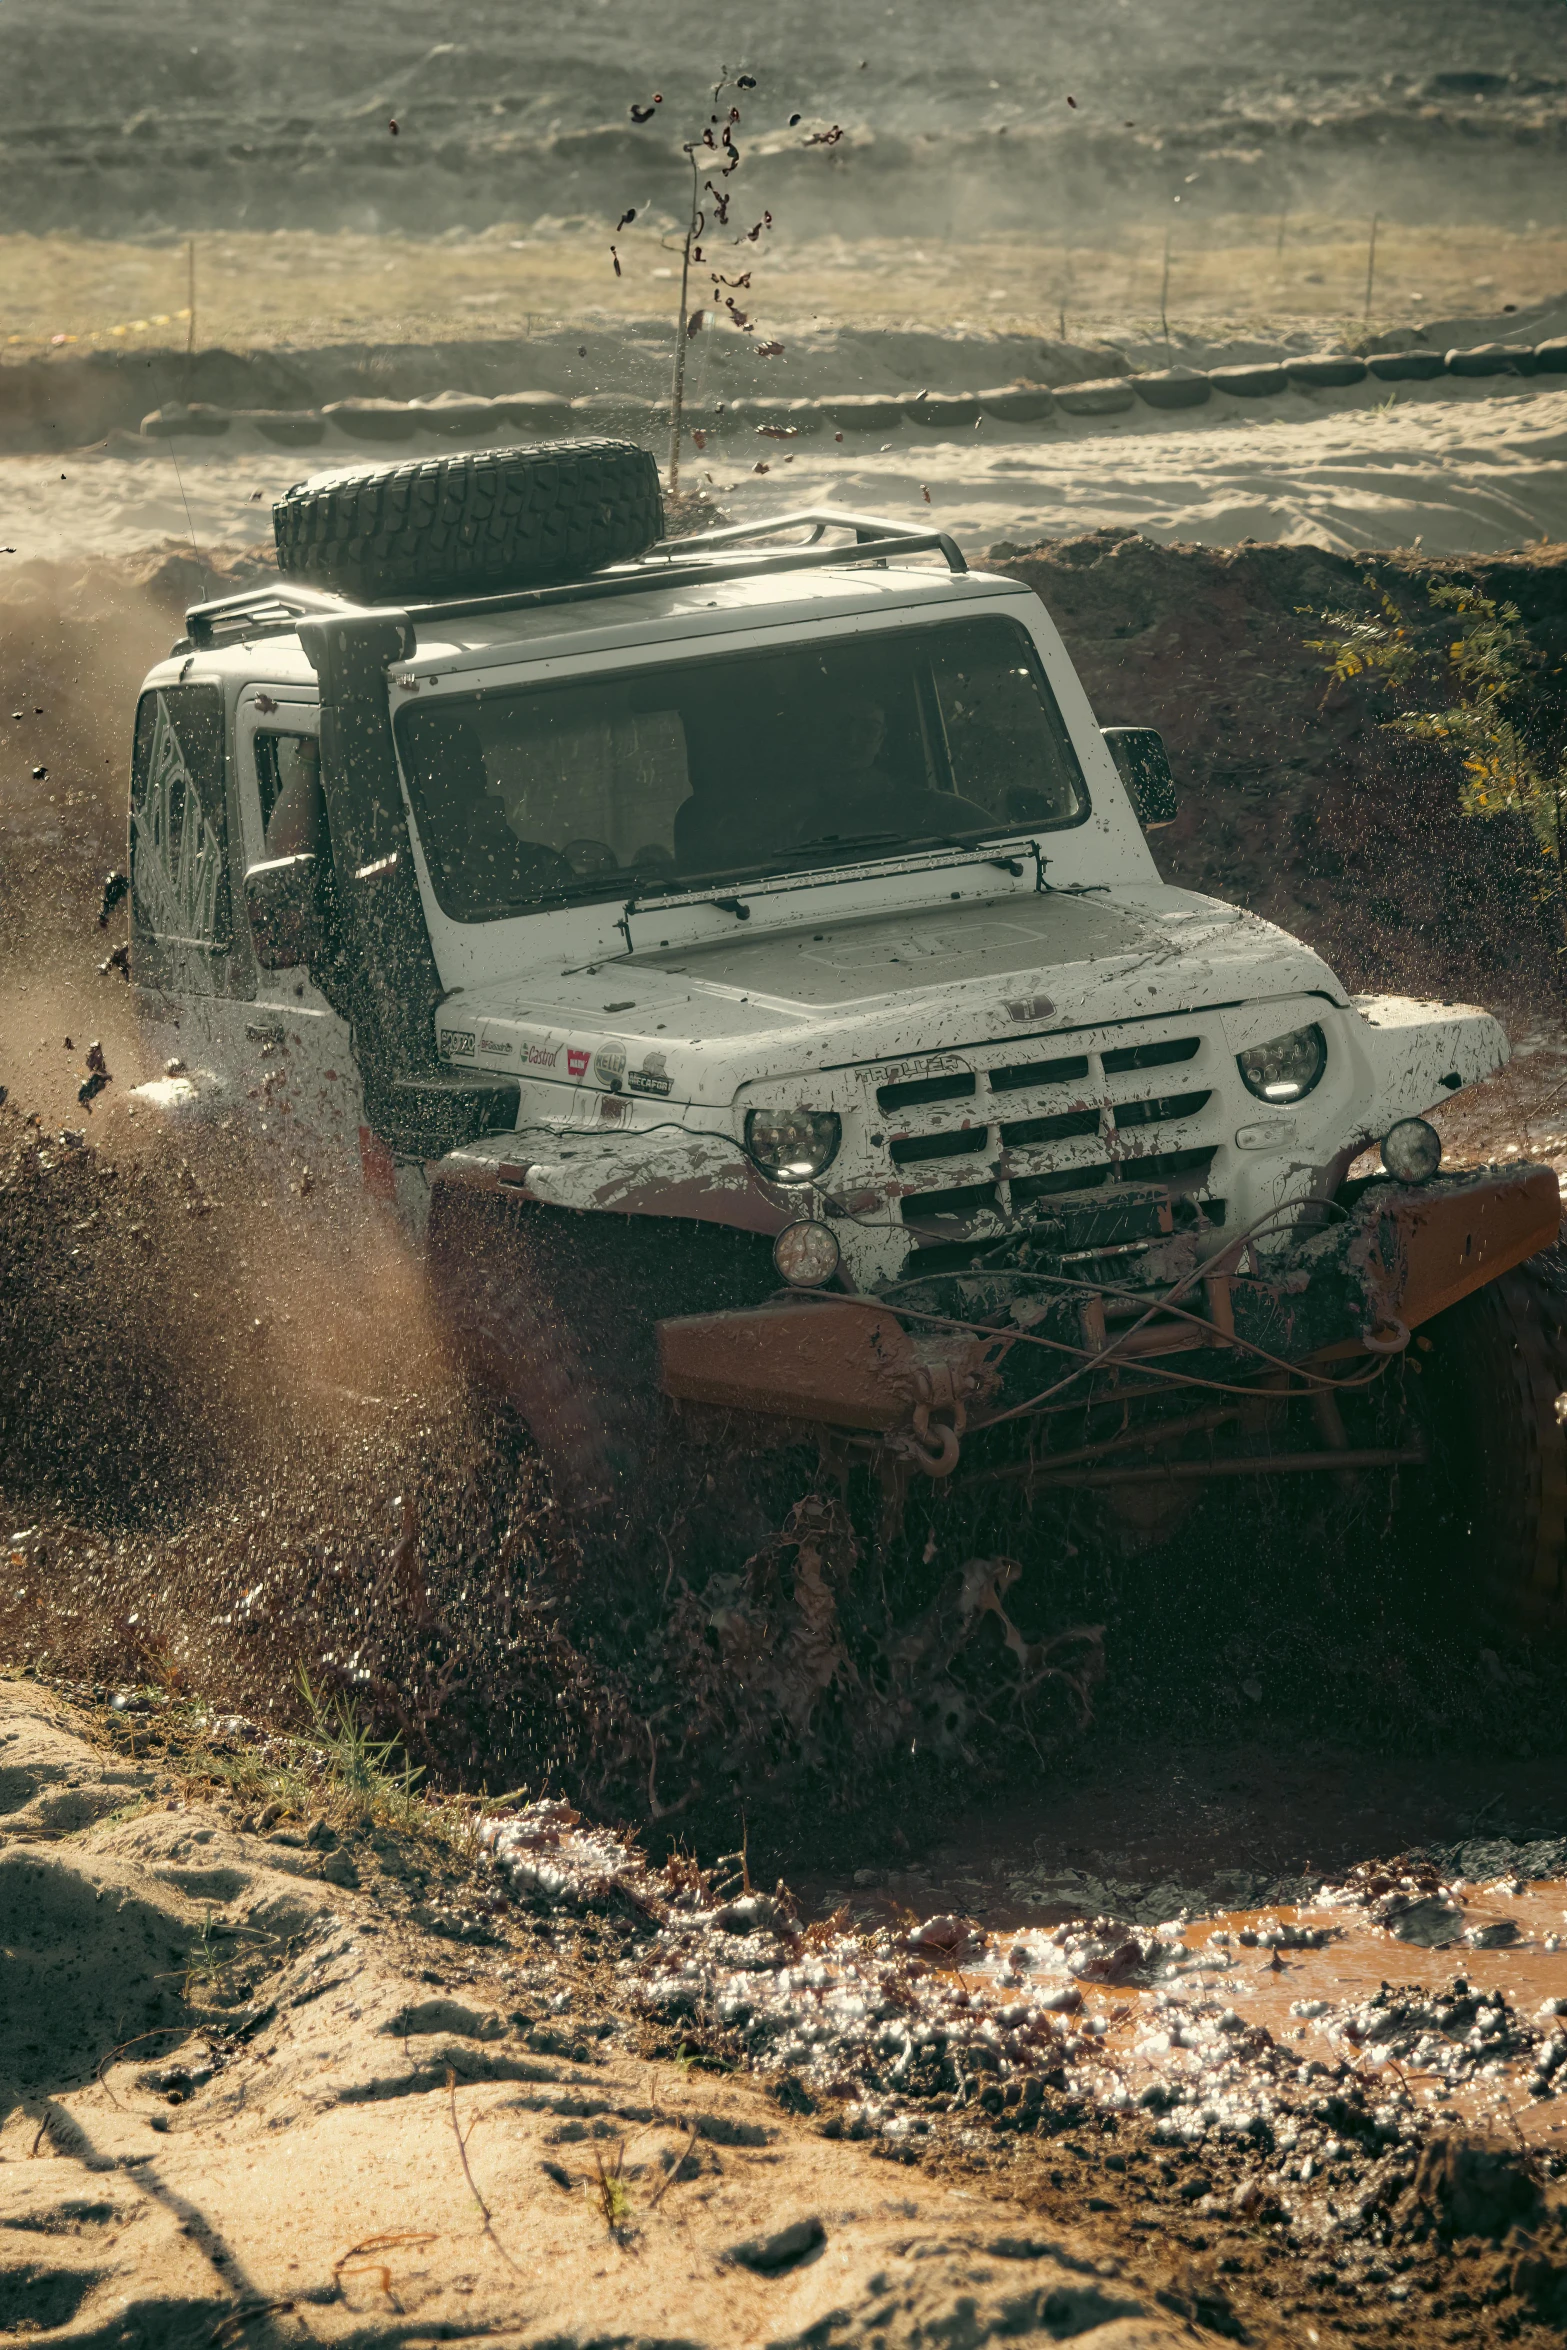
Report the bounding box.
[124,442,1564,1626]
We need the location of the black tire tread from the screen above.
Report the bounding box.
[454,1261,652,1519]
[273,438,663,604]
[1427,1240,1567,1634]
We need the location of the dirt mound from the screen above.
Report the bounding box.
[994,530,1567,1003]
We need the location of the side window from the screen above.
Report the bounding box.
[130,684,231,952]
[255,730,323,855]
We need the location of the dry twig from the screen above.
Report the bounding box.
[446,2068,527,2278]
[646,2121,701,2211]
[331,2230,436,2314]
[93,2024,198,2110]
[209,2301,298,2346]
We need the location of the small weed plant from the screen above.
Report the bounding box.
[148,1673,465,1857]
[296,1668,426,1830]
[1310,578,1567,944]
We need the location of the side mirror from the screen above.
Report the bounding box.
[1102,727,1179,828]
[244,853,324,971]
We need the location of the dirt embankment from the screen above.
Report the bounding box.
[996,530,1567,1006]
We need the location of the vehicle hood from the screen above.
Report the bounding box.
[438,884,1347,1102]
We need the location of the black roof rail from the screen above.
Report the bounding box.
[183,581,355,650]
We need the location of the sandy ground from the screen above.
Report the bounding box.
[4,369,1567,563]
[6,222,1567,356]
[0,1680,1198,2350]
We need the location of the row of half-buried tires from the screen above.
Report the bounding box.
[273,436,664,604]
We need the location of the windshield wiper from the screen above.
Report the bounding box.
[617,828,1040,913]
[782,827,1035,874]
[779,828,909,855]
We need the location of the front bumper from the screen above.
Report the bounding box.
[657,1163,1561,1460]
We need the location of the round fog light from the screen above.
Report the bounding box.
[773,1218,842,1287]
[1382,1117,1442,1184]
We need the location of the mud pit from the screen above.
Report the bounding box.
[3,1681,1566,2348]
[3,537,1567,2342]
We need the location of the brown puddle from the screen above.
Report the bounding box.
[975,1878,1567,2152]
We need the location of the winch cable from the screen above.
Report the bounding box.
[453,1122,1403,1411]
[794,1284,1401,1426]
[789,1193,1408,1425]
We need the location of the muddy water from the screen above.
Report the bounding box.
[972,1881,1567,2152]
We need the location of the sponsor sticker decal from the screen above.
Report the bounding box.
[440,1028,476,1058]
[629,1049,672,1098]
[479,1037,514,1059]
[593,1041,627,1088]
[524,1041,560,1069]
[566,1046,591,1080]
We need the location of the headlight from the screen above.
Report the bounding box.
[773,1218,842,1286]
[1382,1117,1442,1184]
[744,1108,841,1182]
[1236,1022,1327,1105]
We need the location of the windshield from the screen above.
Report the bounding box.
[395,614,1088,922]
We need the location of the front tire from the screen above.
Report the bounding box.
[426,1190,781,1525]
[1414,1242,1567,1637]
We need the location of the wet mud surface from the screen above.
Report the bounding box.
[6,1677,1567,2347]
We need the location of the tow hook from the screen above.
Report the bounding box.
[900,1365,969,1478]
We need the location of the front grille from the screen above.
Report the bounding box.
[890,1127,990,1168]
[989,1051,1091,1093]
[1011,1162,1118,1206]
[1001,1106,1102,1149]
[875,1023,1226,1260]
[1113,1089,1210,1131]
[877,1070,976,1113]
[913,1178,1002,1224]
[1101,1037,1200,1075]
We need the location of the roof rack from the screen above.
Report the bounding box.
[647,507,949,556]
[182,508,969,651]
[402,518,966,631]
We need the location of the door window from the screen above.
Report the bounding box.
[129,683,231,958]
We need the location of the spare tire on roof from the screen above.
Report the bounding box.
[273,438,664,604]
